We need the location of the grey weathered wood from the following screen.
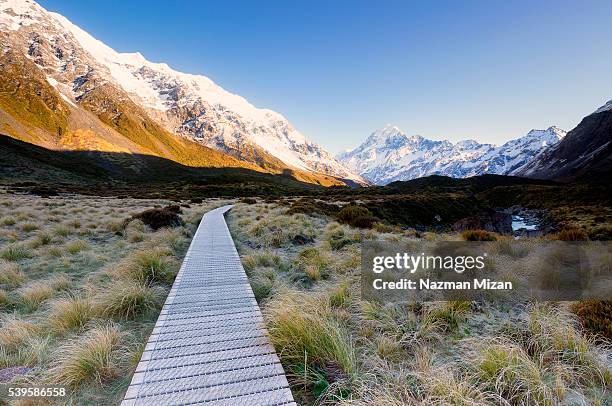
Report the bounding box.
[121,205,295,406]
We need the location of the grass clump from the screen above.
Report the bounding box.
[19,275,72,312]
[0,315,40,351]
[48,296,95,333]
[48,325,125,388]
[424,301,470,332]
[1,243,32,261]
[266,291,356,387]
[477,342,554,405]
[1,216,16,226]
[96,279,165,320]
[30,230,53,248]
[65,239,89,254]
[21,222,40,232]
[296,247,329,281]
[241,251,282,273]
[118,248,176,285]
[0,260,25,287]
[461,229,498,241]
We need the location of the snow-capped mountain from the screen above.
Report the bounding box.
[338,125,566,184]
[0,0,364,185]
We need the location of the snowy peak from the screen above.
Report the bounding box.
[1,0,364,185]
[337,125,566,184]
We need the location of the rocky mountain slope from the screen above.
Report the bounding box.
[516,100,612,182]
[337,125,566,184]
[0,0,363,186]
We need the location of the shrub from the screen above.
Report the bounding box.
[571,300,612,340]
[48,325,124,388]
[336,205,376,229]
[553,228,588,241]
[286,199,339,217]
[96,280,165,320]
[239,197,257,205]
[588,225,612,241]
[126,205,184,230]
[461,229,498,241]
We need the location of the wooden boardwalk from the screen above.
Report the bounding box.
[122,205,295,406]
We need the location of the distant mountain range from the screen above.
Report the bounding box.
[0,0,609,188]
[337,125,566,185]
[0,0,365,186]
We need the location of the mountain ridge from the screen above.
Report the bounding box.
[337,124,566,184]
[0,0,365,186]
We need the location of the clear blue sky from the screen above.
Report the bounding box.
[39,0,612,153]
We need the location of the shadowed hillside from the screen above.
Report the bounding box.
[0,135,333,198]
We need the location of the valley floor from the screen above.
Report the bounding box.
[0,193,609,405]
[226,201,611,406]
[0,192,231,405]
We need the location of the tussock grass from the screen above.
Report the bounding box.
[65,239,89,254]
[526,304,610,386]
[20,222,40,232]
[0,315,40,351]
[95,279,165,320]
[18,275,72,312]
[29,230,53,248]
[1,243,32,261]
[0,289,8,307]
[1,216,16,226]
[0,260,25,287]
[48,324,126,388]
[461,229,498,241]
[53,225,71,237]
[114,248,176,285]
[424,301,471,332]
[48,296,95,333]
[477,341,555,405]
[265,291,357,379]
[242,251,282,273]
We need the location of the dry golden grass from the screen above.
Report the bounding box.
[226,201,612,406]
[0,192,230,402]
[47,324,125,388]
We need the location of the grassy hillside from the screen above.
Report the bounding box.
[0,49,69,138]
